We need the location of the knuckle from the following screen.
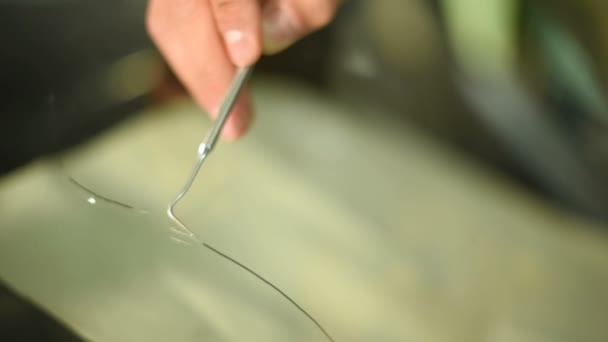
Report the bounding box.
[146,1,162,37]
[173,0,205,20]
[305,0,337,29]
[146,0,205,39]
[214,0,245,14]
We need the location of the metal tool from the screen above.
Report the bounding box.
[168,66,254,239]
[165,66,336,342]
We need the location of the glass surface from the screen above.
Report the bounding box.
[3,78,608,342]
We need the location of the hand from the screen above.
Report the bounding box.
[147,0,339,140]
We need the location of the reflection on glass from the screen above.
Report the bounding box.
[55,147,335,341]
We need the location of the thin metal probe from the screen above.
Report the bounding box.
[167,66,253,238]
[165,66,336,342]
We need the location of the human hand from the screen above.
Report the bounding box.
[147,0,339,140]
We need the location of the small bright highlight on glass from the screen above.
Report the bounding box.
[87,197,97,204]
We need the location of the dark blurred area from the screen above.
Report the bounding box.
[3,0,608,340]
[0,282,81,341]
[325,0,608,220]
[0,1,150,175]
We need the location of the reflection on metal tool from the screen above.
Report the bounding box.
[166,66,336,342]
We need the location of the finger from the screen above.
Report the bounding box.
[222,85,254,140]
[211,0,263,67]
[147,0,253,139]
[262,0,338,54]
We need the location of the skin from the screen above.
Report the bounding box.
[147,0,340,140]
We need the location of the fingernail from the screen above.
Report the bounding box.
[262,4,299,54]
[224,30,256,67]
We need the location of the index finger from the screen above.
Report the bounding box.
[147,0,253,140]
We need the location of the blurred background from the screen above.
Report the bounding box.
[2,0,608,341]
